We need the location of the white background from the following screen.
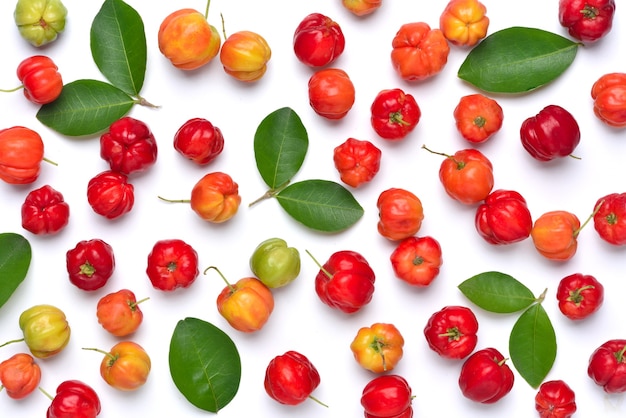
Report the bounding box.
[1,0,625,416]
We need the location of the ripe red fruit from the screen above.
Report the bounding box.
[458,347,514,404]
[100,116,158,175]
[520,105,581,162]
[423,305,478,360]
[264,351,322,406]
[66,239,115,291]
[475,189,533,245]
[535,379,577,418]
[593,192,626,246]
[293,13,345,67]
[308,68,355,120]
[16,55,63,105]
[313,250,376,314]
[87,170,134,220]
[173,118,224,165]
[361,374,413,418]
[21,184,70,235]
[556,273,604,320]
[558,0,615,43]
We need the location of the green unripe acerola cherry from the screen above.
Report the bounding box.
[250,237,301,288]
[18,304,71,359]
[14,0,68,47]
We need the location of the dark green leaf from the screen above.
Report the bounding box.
[91,0,147,96]
[0,233,31,310]
[276,180,364,232]
[458,271,536,313]
[458,27,579,93]
[254,107,308,189]
[509,304,557,388]
[169,318,241,413]
[36,79,134,137]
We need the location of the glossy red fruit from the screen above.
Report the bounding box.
[361,374,413,418]
[458,347,514,404]
[264,351,321,405]
[556,273,604,320]
[520,105,581,162]
[293,13,345,67]
[173,118,224,165]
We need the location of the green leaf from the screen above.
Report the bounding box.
[458,26,579,93]
[254,107,309,189]
[169,318,241,413]
[509,304,557,388]
[0,233,31,310]
[458,271,536,313]
[36,79,134,137]
[91,0,147,96]
[276,179,364,232]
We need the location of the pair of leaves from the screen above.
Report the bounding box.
[0,233,32,310]
[459,271,556,389]
[253,107,364,233]
[37,0,148,136]
[169,318,241,413]
[458,26,579,93]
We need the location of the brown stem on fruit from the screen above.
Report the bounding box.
[304,249,333,278]
[158,196,191,204]
[39,386,54,400]
[220,13,227,39]
[308,395,329,408]
[568,154,582,160]
[0,338,24,348]
[204,266,236,292]
[574,199,604,238]
[422,144,462,167]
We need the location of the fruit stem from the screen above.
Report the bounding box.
[308,394,329,408]
[204,266,236,292]
[82,347,116,361]
[204,0,211,19]
[422,144,461,166]
[568,285,594,304]
[574,199,604,238]
[158,196,191,204]
[304,249,332,278]
[373,337,388,371]
[0,85,23,93]
[43,157,58,166]
[0,338,25,348]
[133,297,151,307]
[438,326,461,340]
[39,386,54,400]
[220,13,227,39]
